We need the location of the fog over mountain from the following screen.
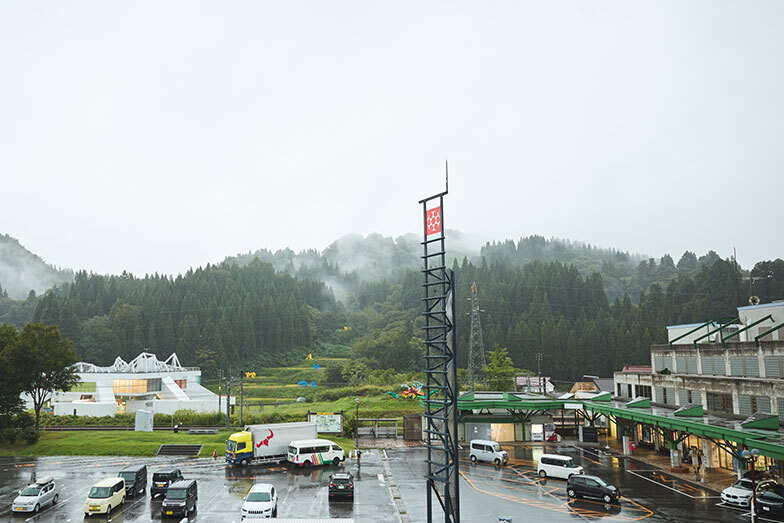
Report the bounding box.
[0,234,74,299]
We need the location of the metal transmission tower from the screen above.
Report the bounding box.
[467,281,487,390]
[419,170,460,523]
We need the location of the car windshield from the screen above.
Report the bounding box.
[763,486,784,501]
[563,459,577,468]
[20,486,42,496]
[166,488,187,500]
[288,445,297,454]
[89,487,112,499]
[732,480,753,490]
[227,440,237,453]
[119,472,136,482]
[246,492,271,502]
[491,444,502,452]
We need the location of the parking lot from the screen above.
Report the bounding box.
[0,451,397,522]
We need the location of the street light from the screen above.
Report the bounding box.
[742,448,761,523]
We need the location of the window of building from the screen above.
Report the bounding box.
[745,356,760,377]
[637,385,652,399]
[113,378,163,395]
[714,356,726,375]
[701,356,713,375]
[69,382,96,393]
[174,379,187,390]
[738,394,770,416]
[707,392,733,414]
[730,356,743,376]
[687,357,698,374]
[676,356,686,373]
[765,356,782,378]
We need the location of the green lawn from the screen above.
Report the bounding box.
[0,430,357,458]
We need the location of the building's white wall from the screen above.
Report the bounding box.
[667,322,719,345]
[738,302,784,342]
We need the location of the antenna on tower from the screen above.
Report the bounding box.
[467,281,487,390]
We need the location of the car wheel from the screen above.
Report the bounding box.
[53,493,59,504]
[34,503,40,513]
[470,455,477,463]
[273,507,277,517]
[494,458,501,466]
[304,460,312,468]
[539,470,547,478]
[603,494,612,503]
[107,505,111,514]
[567,489,576,498]
[241,458,249,467]
[333,457,341,466]
[122,496,125,505]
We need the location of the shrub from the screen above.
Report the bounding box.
[22,427,40,444]
[1,427,17,444]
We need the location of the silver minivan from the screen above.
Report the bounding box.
[469,439,509,465]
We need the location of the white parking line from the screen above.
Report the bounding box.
[627,470,697,498]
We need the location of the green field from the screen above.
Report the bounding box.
[0,430,357,458]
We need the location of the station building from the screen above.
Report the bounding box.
[613,300,784,473]
[27,351,225,416]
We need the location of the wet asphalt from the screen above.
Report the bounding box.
[0,444,779,522]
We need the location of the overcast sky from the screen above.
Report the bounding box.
[1,1,782,276]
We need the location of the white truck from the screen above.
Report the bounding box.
[225,422,317,466]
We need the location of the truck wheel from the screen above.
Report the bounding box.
[303,460,312,468]
[241,458,249,467]
[333,457,341,467]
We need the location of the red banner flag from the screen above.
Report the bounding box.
[426,207,442,235]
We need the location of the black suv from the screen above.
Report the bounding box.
[567,474,620,504]
[151,469,183,498]
[118,464,147,498]
[757,483,784,518]
[328,472,354,501]
[161,479,197,518]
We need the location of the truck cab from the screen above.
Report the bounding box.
[226,431,254,466]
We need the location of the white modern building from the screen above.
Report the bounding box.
[27,351,225,417]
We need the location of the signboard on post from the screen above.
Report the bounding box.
[307,411,343,435]
[564,403,582,410]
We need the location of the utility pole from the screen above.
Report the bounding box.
[467,281,487,390]
[240,371,244,428]
[226,369,232,430]
[536,353,543,395]
[217,369,223,413]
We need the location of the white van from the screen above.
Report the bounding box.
[287,439,345,467]
[83,477,125,516]
[537,454,584,479]
[469,440,509,465]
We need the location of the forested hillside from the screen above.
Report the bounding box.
[2,229,783,384]
[0,234,73,299]
[30,261,338,374]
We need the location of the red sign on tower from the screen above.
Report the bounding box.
[426,207,442,235]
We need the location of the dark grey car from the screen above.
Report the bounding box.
[566,474,620,504]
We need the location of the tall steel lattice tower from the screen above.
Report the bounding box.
[467,281,486,390]
[419,170,460,523]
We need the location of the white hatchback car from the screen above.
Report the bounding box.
[241,483,278,519]
[12,477,59,514]
[721,478,777,507]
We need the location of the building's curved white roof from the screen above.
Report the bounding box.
[74,351,185,373]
